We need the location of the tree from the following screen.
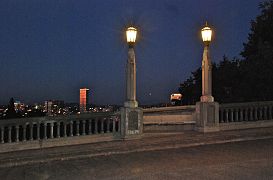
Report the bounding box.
[213,56,242,103]
[240,0,273,101]
[178,1,273,104]
[179,57,241,105]
[6,98,17,118]
[178,68,201,105]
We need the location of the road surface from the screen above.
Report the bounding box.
[0,138,273,180]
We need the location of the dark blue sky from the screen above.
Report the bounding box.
[0,0,261,105]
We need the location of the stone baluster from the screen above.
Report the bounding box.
[37,123,40,140]
[254,107,258,120]
[23,124,27,141]
[259,107,263,120]
[8,126,12,143]
[269,105,272,120]
[225,109,229,123]
[249,107,253,121]
[30,124,33,141]
[57,122,60,138]
[264,106,268,120]
[88,120,92,135]
[230,109,234,122]
[76,121,80,136]
[107,118,110,133]
[82,120,86,136]
[50,123,54,139]
[15,125,19,142]
[1,127,4,143]
[116,118,120,132]
[70,121,73,137]
[244,108,248,121]
[63,122,67,137]
[220,109,224,123]
[94,118,98,134]
[100,119,104,134]
[234,109,238,122]
[113,118,116,133]
[239,109,244,121]
[44,123,47,140]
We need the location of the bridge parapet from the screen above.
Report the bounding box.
[219,101,273,131]
[143,106,196,132]
[219,101,273,123]
[0,112,120,152]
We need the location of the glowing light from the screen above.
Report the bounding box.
[80,88,89,112]
[201,23,212,43]
[126,27,137,43]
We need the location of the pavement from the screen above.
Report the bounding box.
[0,127,273,169]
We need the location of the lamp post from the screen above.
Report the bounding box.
[124,27,138,108]
[200,22,214,102]
[120,26,143,139]
[195,22,219,133]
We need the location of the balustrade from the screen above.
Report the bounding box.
[0,112,120,144]
[219,101,273,123]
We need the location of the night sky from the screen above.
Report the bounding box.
[0,0,261,105]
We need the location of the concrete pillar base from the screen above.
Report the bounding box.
[124,101,138,108]
[195,101,219,133]
[120,107,143,139]
[200,95,214,102]
[195,126,219,133]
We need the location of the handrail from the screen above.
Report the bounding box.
[0,112,121,144]
[143,105,196,113]
[219,101,273,123]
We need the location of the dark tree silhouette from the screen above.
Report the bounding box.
[6,98,18,118]
[178,1,273,104]
[240,0,273,101]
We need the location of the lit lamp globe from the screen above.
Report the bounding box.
[201,23,212,46]
[126,27,137,47]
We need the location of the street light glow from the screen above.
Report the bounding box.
[201,24,212,44]
[126,27,137,43]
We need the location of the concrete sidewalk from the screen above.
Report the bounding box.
[0,127,273,168]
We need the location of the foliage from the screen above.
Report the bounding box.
[240,0,273,101]
[178,1,273,104]
[6,98,18,118]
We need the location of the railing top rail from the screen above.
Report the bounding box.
[143,105,196,113]
[220,101,273,108]
[0,111,120,126]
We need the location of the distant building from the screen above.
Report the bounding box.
[14,101,25,112]
[80,88,89,113]
[44,100,64,115]
[170,93,182,106]
[45,101,53,115]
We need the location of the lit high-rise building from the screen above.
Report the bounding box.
[44,100,64,115]
[80,88,89,113]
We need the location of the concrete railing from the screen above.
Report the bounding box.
[0,112,120,152]
[143,106,196,132]
[219,101,273,131]
[219,101,273,123]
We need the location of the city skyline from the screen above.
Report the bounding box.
[0,0,261,105]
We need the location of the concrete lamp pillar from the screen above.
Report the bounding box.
[196,22,219,133]
[124,47,138,108]
[200,45,214,103]
[120,26,143,139]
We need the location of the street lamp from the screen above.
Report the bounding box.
[124,26,138,108]
[201,23,212,45]
[126,27,137,47]
[200,22,214,102]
